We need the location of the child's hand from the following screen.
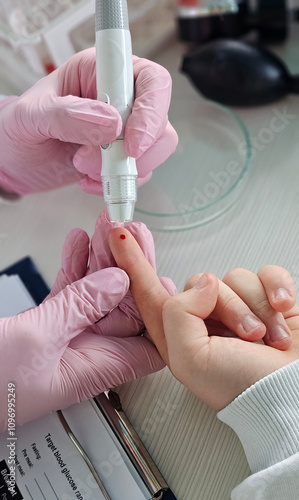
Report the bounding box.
[109,227,298,410]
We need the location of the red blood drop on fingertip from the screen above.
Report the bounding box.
[120,234,126,240]
[44,63,56,74]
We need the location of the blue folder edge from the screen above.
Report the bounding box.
[0,257,178,500]
[163,490,177,499]
[0,256,50,305]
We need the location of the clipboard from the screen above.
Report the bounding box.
[0,257,177,500]
[0,256,50,305]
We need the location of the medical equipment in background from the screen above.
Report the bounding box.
[0,0,96,74]
[177,0,299,107]
[0,0,176,94]
[181,38,299,106]
[176,0,299,44]
[95,0,137,223]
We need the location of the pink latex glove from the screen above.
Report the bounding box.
[0,48,178,195]
[0,212,176,431]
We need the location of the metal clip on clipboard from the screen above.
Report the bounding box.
[95,391,170,500]
[58,391,173,500]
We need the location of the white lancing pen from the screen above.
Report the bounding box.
[95,0,138,223]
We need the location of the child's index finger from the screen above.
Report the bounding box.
[109,227,170,364]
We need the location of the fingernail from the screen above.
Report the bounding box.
[194,274,208,289]
[274,288,291,302]
[269,325,289,343]
[243,315,264,333]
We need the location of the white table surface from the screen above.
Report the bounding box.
[1,27,299,500]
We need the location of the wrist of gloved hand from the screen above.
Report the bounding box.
[0,268,130,431]
[0,49,177,195]
[0,212,176,432]
[0,96,22,194]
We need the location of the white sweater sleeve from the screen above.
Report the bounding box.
[217,360,299,499]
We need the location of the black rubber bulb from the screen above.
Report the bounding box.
[181,39,299,106]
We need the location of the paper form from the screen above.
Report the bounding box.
[0,273,149,500]
[0,402,148,500]
[0,274,35,317]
